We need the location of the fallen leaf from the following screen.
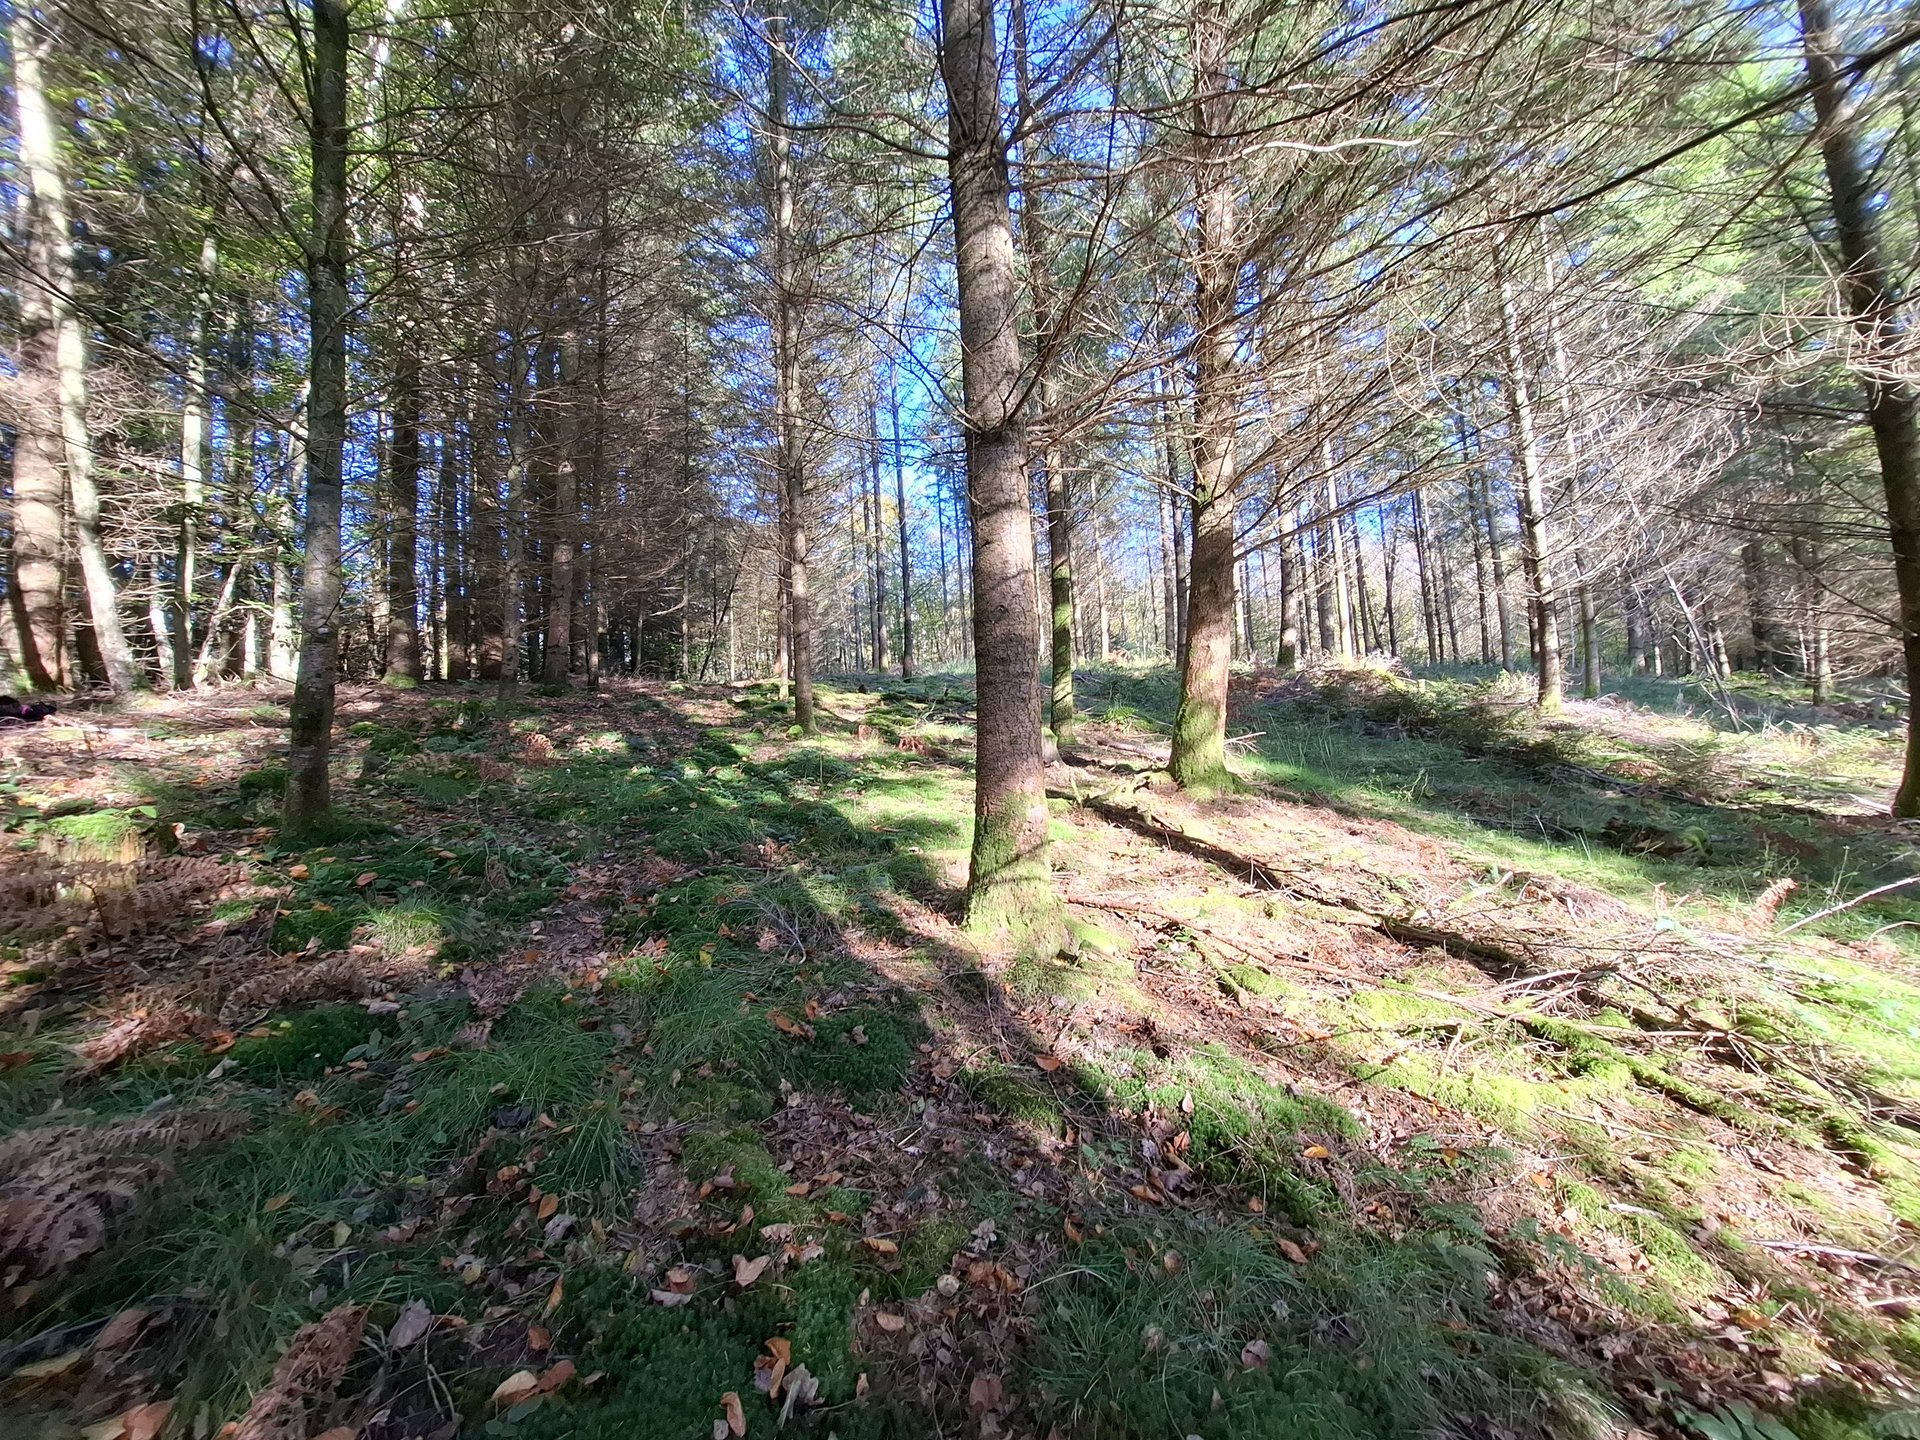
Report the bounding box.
[527,1325,551,1352]
[537,1193,560,1221]
[355,871,378,887]
[1241,1338,1272,1370]
[968,1374,1004,1415]
[94,1309,148,1352]
[386,1299,433,1349]
[873,1311,907,1333]
[722,1389,746,1437]
[862,1237,898,1255]
[262,1191,294,1213]
[667,1265,699,1294]
[760,1223,795,1242]
[492,1370,541,1409]
[313,1430,356,1440]
[1301,1144,1332,1160]
[784,1182,811,1197]
[12,1349,90,1388]
[651,1290,694,1307]
[288,864,310,880]
[122,1402,173,1440]
[537,1359,576,1393]
[1276,1239,1309,1265]
[542,1277,564,1317]
[734,1254,771,1287]
[765,1338,791,1364]
[1034,1055,1063,1072]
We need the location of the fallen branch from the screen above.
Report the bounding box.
[1778,875,1920,934]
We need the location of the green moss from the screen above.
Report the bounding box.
[227,1005,381,1082]
[1100,1046,1350,1222]
[960,1063,1068,1134]
[775,1007,917,1097]
[47,808,147,862]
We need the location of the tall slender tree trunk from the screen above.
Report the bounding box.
[1167,0,1241,792]
[889,382,915,678]
[1495,254,1563,712]
[11,6,134,692]
[285,0,350,825]
[1479,472,1514,668]
[175,226,218,688]
[442,415,470,679]
[942,0,1061,952]
[768,12,812,730]
[500,343,529,696]
[384,349,424,683]
[541,335,578,687]
[1799,0,1920,809]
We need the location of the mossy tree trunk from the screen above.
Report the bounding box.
[1167,0,1241,795]
[286,0,351,827]
[942,0,1063,956]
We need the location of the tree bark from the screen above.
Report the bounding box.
[1167,0,1241,792]
[541,334,578,687]
[1495,254,1564,712]
[285,0,350,826]
[175,225,218,688]
[384,348,424,683]
[942,0,1061,952]
[768,12,812,730]
[889,380,915,678]
[11,7,134,692]
[1798,0,1920,808]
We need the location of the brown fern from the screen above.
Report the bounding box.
[232,1303,368,1440]
[0,1109,249,1280]
[218,956,375,1027]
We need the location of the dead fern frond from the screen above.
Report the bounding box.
[1750,877,1799,928]
[231,1304,368,1440]
[0,1109,248,1280]
[75,1004,209,1071]
[218,956,373,1027]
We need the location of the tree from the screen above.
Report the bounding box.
[9,1,137,693]
[941,0,1063,955]
[284,0,351,826]
[1797,0,1920,814]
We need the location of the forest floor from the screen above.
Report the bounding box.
[5,662,1920,1440]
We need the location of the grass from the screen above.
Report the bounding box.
[8,668,1920,1440]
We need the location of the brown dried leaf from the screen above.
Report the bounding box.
[386,1299,433,1349]
[734,1253,771,1287]
[722,1389,746,1437]
[491,1370,541,1409]
[94,1309,148,1352]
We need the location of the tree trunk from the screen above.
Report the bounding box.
[1168,0,1241,793]
[1044,432,1076,744]
[942,0,1061,952]
[499,343,529,695]
[889,381,915,678]
[175,226,218,688]
[768,12,812,730]
[285,0,350,826]
[384,349,424,683]
[1799,0,1920,806]
[541,335,578,687]
[11,6,134,692]
[1495,255,1563,712]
